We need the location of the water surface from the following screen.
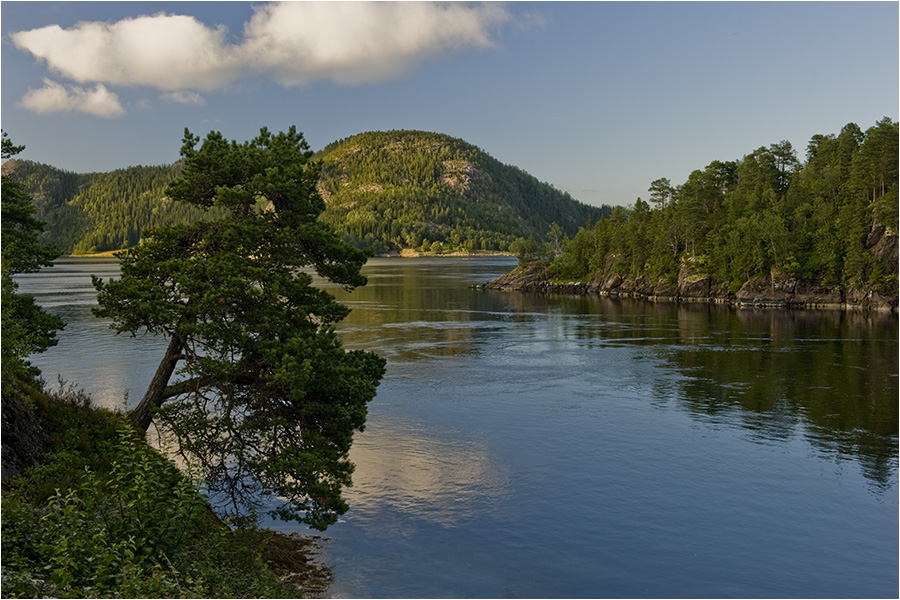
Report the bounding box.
[16,257,899,598]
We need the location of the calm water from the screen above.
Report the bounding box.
[16,257,899,598]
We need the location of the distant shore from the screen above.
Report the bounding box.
[66,250,123,258]
[68,249,515,259]
[386,249,512,258]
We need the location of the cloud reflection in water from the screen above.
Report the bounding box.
[342,417,510,529]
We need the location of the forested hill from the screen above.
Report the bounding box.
[0,160,221,255]
[315,130,610,253]
[488,118,899,310]
[1,130,610,255]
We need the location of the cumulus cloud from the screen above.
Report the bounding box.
[161,90,207,105]
[20,78,125,117]
[241,1,510,85]
[10,1,511,116]
[10,15,240,91]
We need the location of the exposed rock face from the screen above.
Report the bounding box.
[735,272,844,309]
[652,278,678,299]
[736,274,788,308]
[441,159,490,193]
[478,261,898,313]
[866,222,898,274]
[588,255,624,292]
[677,262,711,299]
[479,261,553,291]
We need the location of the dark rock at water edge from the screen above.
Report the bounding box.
[475,261,898,313]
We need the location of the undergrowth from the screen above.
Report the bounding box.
[1,382,305,598]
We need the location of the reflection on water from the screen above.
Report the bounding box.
[343,417,509,528]
[15,256,899,598]
[321,259,522,362]
[477,290,899,490]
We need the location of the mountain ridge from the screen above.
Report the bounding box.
[2,130,610,255]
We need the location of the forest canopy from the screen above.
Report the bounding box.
[0,130,608,256]
[546,118,898,295]
[1,120,896,296]
[315,130,609,254]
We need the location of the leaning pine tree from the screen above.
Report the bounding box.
[93,127,386,529]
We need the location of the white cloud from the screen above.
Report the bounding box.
[161,90,207,105]
[241,1,510,85]
[19,78,125,118]
[11,2,511,115]
[10,14,241,91]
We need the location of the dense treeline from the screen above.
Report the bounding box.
[6,122,895,275]
[549,118,898,295]
[1,161,224,254]
[2,130,608,256]
[316,130,610,254]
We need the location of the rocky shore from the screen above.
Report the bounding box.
[475,260,898,313]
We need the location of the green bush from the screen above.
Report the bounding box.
[2,395,302,598]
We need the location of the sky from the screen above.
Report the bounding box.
[1,1,897,208]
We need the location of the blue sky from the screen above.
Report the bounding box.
[2,1,897,207]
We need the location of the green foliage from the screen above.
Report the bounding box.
[93,126,386,529]
[1,132,64,395]
[0,159,225,255]
[316,130,609,253]
[1,283,64,387]
[509,235,547,265]
[550,119,899,294]
[12,381,119,501]
[508,223,570,266]
[3,129,609,257]
[1,391,300,598]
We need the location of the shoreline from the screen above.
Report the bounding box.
[383,249,512,258]
[65,250,123,258]
[67,249,515,259]
[475,262,899,314]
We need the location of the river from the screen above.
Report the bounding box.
[15,256,899,598]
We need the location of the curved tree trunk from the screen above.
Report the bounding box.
[131,334,183,431]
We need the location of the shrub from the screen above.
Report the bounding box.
[2,396,302,598]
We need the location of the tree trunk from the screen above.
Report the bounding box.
[131,333,183,431]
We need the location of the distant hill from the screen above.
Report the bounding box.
[0,160,220,255]
[2,130,609,255]
[315,130,610,253]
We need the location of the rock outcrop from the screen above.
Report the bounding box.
[865,222,898,274]
[481,261,554,291]
[477,261,898,313]
[734,273,844,309]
